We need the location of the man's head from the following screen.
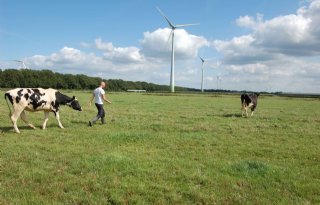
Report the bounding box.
[100,81,106,89]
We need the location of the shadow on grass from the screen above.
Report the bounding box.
[0,125,33,133]
[223,113,243,118]
[71,120,88,125]
[0,124,66,133]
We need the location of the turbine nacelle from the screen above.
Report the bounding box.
[199,56,205,63]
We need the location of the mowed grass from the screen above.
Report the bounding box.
[0,90,319,204]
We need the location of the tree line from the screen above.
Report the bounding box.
[0,69,195,92]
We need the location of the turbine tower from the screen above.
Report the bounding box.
[157,7,198,92]
[199,56,205,92]
[13,60,27,69]
[217,76,222,90]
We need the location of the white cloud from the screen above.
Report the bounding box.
[236,13,263,28]
[28,47,113,74]
[94,38,113,51]
[94,38,145,64]
[211,0,320,93]
[233,0,320,56]
[141,28,209,60]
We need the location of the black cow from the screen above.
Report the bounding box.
[5,88,82,133]
[241,93,260,117]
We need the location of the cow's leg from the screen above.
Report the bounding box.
[246,103,254,117]
[55,112,64,129]
[241,104,245,117]
[42,111,50,129]
[244,106,249,117]
[10,109,23,134]
[250,107,255,117]
[20,111,36,129]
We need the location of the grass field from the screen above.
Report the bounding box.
[0,90,319,204]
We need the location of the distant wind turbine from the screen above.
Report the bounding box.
[217,76,221,90]
[157,7,199,93]
[13,60,27,69]
[199,56,206,92]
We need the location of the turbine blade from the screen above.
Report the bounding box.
[156,7,175,29]
[175,23,199,27]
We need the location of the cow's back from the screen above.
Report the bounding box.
[6,88,58,111]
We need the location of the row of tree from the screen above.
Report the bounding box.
[0,69,196,92]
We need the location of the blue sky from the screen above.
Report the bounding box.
[1,0,320,93]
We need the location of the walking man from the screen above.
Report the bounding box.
[89,81,112,126]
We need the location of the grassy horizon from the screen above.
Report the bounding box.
[0,91,319,204]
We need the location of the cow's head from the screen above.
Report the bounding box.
[68,96,82,111]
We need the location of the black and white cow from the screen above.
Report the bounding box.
[5,88,82,133]
[241,93,260,117]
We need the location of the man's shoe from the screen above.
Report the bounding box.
[89,121,92,127]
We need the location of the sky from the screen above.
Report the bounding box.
[0,0,320,93]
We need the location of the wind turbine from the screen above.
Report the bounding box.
[217,76,221,90]
[13,60,27,69]
[199,56,206,92]
[157,7,199,92]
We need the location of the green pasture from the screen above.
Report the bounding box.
[0,90,319,204]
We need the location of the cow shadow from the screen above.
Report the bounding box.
[0,126,13,133]
[222,113,242,118]
[0,125,61,133]
[0,125,33,133]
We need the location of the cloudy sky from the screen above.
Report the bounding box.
[1,0,319,93]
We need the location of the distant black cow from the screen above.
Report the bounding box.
[241,93,260,117]
[5,88,82,133]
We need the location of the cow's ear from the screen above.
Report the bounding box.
[72,96,75,100]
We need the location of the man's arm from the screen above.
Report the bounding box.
[101,94,112,104]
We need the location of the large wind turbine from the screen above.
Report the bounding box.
[13,60,27,69]
[199,56,206,92]
[157,7,198,92]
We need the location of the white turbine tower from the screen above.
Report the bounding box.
[13,60,27,69]
[199,56,206,92]
[157,7,198,93]
[216,76,222,90]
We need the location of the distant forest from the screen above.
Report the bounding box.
[0,69,198,92]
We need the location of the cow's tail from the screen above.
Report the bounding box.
[4,93,12,116]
